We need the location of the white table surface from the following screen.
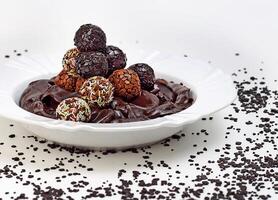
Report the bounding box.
[0,0,277,199]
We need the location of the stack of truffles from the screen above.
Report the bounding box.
[20,24,193,123]
[55,24,156,122]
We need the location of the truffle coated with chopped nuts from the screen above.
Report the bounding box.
[106,45,127,75]
[75,76,86,92]
[62,48,80,74]
[54,70,77,92]
[76,52,108,78]
[74,24,106,52]
[78,76,114,107]
[109,69,141,100]
[128,63,155,91]
[56,97,91,122]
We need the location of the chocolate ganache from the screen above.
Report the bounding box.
[19,78,193,123]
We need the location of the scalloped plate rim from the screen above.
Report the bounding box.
[0,50,237,148]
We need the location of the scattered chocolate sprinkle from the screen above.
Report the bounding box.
[0,51,277,199]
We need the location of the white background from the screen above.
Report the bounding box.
[0,0,277,199]
[0,0,278,75]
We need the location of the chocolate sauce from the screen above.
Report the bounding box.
[19,79,193,123]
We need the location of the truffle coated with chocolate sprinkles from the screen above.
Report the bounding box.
[74,24,106,52]
[0,50,278,199]
[106,45,127,75]
[76,51,108,78]
[128,63,155,91]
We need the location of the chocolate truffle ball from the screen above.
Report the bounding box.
[128,63,155,91]
[62,48,80,74]
[78,76,114,107]
[106,45,127,75]
[76,52,108,78]
[54,70,78,92]
[109,69,141,100]
[56,97,91,122]
[75,76,86,92]
[74,24,106,52]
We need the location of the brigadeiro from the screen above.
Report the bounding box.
[106,45,127,75]
[109,69,141,100]
[54,70,78,92]
[78,76,114,107]
[74,24,106,52]
[76,52,108,78]
[128,63,155,91]
[56,97,91,122]
[75,76,86,92]
[62,48,80,74]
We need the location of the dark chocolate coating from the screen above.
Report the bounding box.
[106,45,127,75]
[74,24,106,52]
[19,78,193,123]
[76,52,108,78]
[128,63,155,91]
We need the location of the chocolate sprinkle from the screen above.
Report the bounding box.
[0,52,277,199]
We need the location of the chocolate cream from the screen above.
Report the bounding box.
[19,79,193,123]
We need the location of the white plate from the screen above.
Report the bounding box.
[0,50,236,149]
